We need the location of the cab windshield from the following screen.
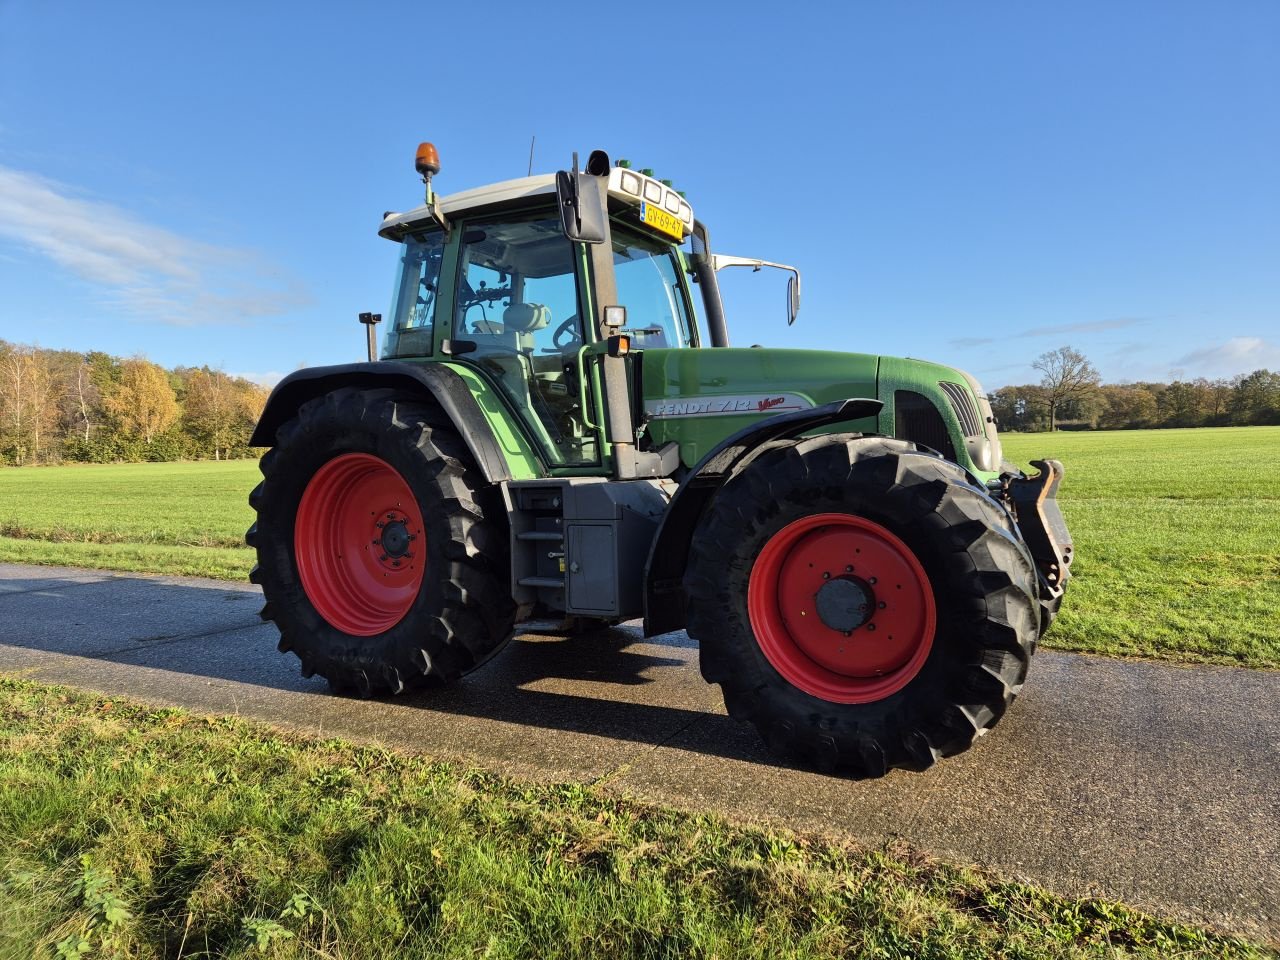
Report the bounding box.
[611,227,695,349]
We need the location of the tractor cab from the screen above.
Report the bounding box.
[378,154,721,474]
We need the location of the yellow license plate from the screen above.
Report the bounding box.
[640,202,684,241]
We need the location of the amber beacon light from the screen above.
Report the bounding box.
[415,142,440,178]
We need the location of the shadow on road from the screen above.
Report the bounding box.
[0,571,784,769]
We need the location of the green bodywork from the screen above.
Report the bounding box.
[642,349,996,482]
[402,349,996,484]
[640,347,879,467]
[381,204,999,486]
[443,362,543,480]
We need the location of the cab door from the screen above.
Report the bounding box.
[449,214,600,468]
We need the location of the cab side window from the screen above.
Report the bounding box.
[383,232,445,359]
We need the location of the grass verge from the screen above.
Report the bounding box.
[0,678,1272,959]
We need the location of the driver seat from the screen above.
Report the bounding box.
[502,302,550,351]
[473,301,552,422]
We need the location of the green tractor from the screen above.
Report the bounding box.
[247,144,1072,776]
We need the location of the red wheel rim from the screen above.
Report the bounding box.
[294,453,425,636]
[747,512,936,703]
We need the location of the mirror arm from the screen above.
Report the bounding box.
[709,255,802,325]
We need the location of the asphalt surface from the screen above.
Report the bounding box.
[1,562,1277,943]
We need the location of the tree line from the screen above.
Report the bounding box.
[0,341,271,466]
[991,345,1280,432]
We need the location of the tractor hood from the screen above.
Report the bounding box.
[640,347,881,468]
[640,347,1001,478]
[878,354,1004,477]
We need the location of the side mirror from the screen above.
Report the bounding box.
[711,254,802,326]
[556,151,610,244]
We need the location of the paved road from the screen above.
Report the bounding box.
[1,563,1277,943]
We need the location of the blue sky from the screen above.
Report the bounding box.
[0,0,1276,389]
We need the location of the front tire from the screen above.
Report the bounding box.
[246,388,515,695]
[686,435,1040,776]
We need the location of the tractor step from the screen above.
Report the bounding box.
[518,576,566,588]
[505,477,674,621]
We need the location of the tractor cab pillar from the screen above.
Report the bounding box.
[557,151,677,480]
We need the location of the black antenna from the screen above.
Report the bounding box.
[527,135,535,177]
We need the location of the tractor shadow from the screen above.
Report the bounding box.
[0,570,784,769]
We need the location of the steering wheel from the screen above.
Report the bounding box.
[552,314,583,351]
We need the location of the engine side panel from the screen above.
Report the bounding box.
[639,348,881,467]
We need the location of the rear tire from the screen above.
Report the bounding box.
[246,388,515,695]
[686,434,1040,777]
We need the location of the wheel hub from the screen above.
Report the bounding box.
[814,575,873,633]
[378,515,413,560]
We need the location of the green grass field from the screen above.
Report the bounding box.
[0,460,254,580]
[1000,427,1280,667]
[1,678,1269,959]
[1,425,1277,667]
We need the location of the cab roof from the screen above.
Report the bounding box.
[378,168,694,242]
[379,174,557,239]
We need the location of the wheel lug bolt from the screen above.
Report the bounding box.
[868,576,878,585]
[845,565,853,573]
[378,554,388,561]
[867,623,877,632]
[822,572,831,580]
[878,601,887,609]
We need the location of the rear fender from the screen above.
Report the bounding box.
[642,398,883,636]
[250,362,519,484]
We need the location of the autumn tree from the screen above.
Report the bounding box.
[61,359,103,443]
[1158,379,1211,427]
[237,379,269,425]
[184,368,249,459]
[1098,385,1158,429]
[1202,378,1233,422]
[104,357,180,445]
[988,385,1046,432]
[0,342,62,463]
[1033,345,1101,431]
[1229,369,1280,425]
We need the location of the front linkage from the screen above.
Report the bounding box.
[1005,459,1074,627]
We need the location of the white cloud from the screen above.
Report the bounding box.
[1174,337,1280,377]
[0,165,310,326]
[948,316,1147,350]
